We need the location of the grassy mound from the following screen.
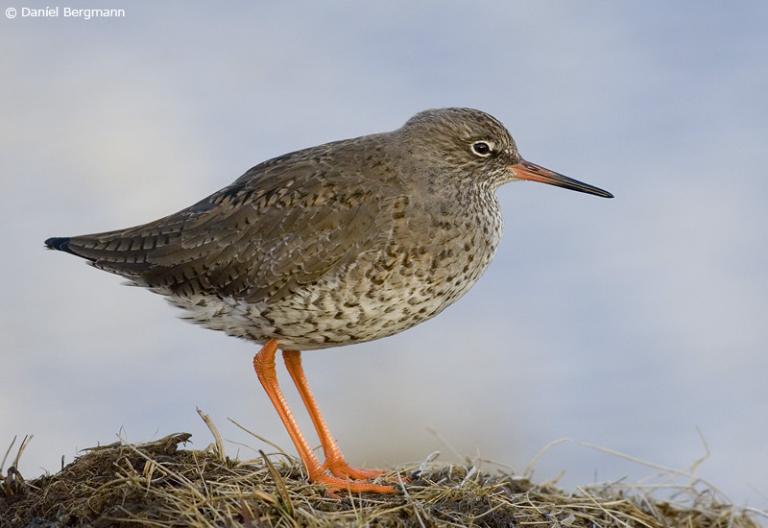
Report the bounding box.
[0,432,761,528]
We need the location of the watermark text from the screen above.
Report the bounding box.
[5,6,126,20]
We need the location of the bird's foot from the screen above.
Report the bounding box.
[322,457,386,480]
[310,471,397,495]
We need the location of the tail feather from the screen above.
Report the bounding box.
[45,236,101,264]
[45,236,74,254]
[44,233,155,272]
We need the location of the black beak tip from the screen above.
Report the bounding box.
[576,186,614,199]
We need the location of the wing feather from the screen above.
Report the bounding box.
[64,152,395,303]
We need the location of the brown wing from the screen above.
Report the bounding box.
[57,151,394,303]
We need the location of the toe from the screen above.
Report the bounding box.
[328,462,385,480]
[312,473,397,495]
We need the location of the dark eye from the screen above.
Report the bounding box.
[471,141,492,157]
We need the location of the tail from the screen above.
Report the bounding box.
[45,236,75,254]
[44,230,156,273]
[44,236,99,264]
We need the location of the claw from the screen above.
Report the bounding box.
[311,472,397,494]
[326,458,386,480]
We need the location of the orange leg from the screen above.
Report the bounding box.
[253,340,395,494]
[283,349,385,481]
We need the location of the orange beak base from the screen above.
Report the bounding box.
[510,160,613,198]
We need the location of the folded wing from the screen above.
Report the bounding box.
[53,157,390,303]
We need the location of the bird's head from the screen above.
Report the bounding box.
[400,107,613,198]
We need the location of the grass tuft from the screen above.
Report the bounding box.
[1,430,763,528]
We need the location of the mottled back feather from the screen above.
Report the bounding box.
[61,136,401,304]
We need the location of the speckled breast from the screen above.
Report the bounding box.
[261,190,503,349]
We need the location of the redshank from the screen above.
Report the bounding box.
[45,108,612,494]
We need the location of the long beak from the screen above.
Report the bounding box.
[509,159,614,198]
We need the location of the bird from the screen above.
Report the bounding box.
[45,108,612,494]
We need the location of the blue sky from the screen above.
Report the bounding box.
[1,1,766,509]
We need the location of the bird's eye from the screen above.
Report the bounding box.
[471,141,492,157]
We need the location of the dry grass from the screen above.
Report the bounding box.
[1,427,764,528]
